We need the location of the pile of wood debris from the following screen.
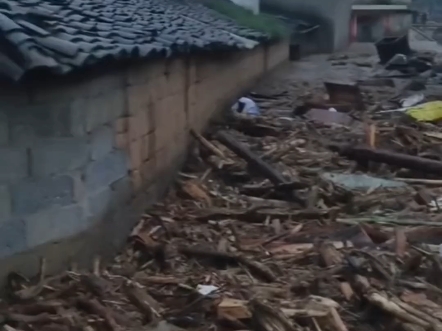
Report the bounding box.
[5,52,442,331]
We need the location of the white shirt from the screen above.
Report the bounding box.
[232,97,260,116]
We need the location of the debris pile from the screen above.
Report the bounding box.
[5,47,442,331]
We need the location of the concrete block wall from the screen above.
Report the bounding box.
[261,0,353,52]
[0,41,288,283]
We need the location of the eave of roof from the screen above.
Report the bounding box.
[352,4,410,11]
[0,0,272,81]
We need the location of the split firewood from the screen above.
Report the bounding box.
[318,242,342,267]
[395,228,407,258]
[354,276,442,330]
[215,130,304,205]
[190,129,227,159]
[242,196,299,209]
[318,243,354,300]
[217,312,249,330]
[261,224,303,247]
[365,123,376,149]
[395,178,442,186]
[215,131,287,185]
[240,181,310,197]
[133,274,182,285]
[178,179,212,206]
[330,145,442,176]
[179,246,276,282]
[12,258,48,301]
[249,299,300,331]
[13,301,63,315]
[328,307,348,331]
[2,312,64,325]
[3,326,23,331]
[80,274,109,298]
[217,298,252,320]
[124,283,160,322]
[76,298,121,331]
[196,207,330,223]
[93,256,101,276]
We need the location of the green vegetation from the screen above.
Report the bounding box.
[200,0,289,39]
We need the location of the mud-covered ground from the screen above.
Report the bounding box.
[4,41,442,331]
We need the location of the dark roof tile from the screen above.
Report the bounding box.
[17,19,49,35]
[0,13,21,32]
[0,0,270,81]
[35,36,79,57]
[7,30,31,44]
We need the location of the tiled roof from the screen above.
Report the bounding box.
[0,0,269,81]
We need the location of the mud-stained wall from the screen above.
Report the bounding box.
[0,41,288,285]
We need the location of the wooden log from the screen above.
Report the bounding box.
[332,145,442,176]
[190,129,226,159]
[216,131,305,205]
[215,130,287,185]
[179,246,276,282]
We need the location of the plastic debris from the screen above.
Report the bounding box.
[232,97,260,116]
[406,101,442,122]
[400,93,425,107]
[196,284,219,296]
[321,173,408,190]
[305,108,353,125]
[386,53,408,66]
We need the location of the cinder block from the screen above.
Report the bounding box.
[114,117,128,133]
[11,175,76,216]
[0,185,11,222]
[140,158,155,183]
[154,93,185,150]
[127,84,150,115]
[110,176,132,203]
[31,137,89,177]
[25,204,86,248]
[90,125,114,161]
[86,186,113,223]
[85,151,129,192]
[31,79,88,104]
[86,72,126,97]
[128,111,148,142]
[0,219,27,258]
[31,71,125,103]
[152,74,169,102]
[164,59,186,95]
[68,98,87,137]
[84,96,110,133]
[188,58,198,84]
[84,89,126,132]
[126,60,166,86]
[115,132,129,150]
[147,102,155,133]
[9,102,74,144]
[130,170,142,191]
[154,147,171,176]
[129,139,142,170]
[141,133,151,161]
[0,147,28,183]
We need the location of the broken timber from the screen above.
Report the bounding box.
[216,130,305,205]
[331,145,442,176]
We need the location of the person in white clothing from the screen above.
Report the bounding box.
[231,97,260,116]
